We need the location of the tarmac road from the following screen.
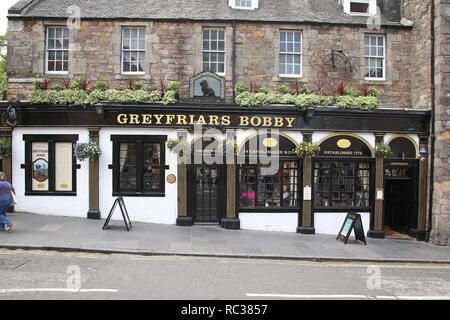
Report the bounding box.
[0,248,449,301]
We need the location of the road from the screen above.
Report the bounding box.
[0,248,449,301]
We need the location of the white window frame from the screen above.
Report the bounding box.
[121,27,146,75]
[45,26,69,75]
[342,0,377,16]
[364,34,386,81]
[279,31,302,78]
[202,28,226,76]
[229,0,258,10]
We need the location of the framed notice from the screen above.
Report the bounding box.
[32,142,49,191]
[55,142,73,191]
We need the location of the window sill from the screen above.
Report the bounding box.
[25,192,77,196]
[364,77,386,82]
[45,72,69,76]
[239,207,300,213]
[113,192,165,197]
[279,74,302,79]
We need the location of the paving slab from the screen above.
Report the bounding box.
[0,212,449,263]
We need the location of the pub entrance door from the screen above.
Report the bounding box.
[187,164,226,224]
[383,160,419,236]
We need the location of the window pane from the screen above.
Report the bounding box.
[55,142,73,191]
[119,143,137,192]
[48,39,54,49]
[280,32,286,42]
[55,28,62,38]
[123,28,130,39]
[287,32,293,41]
[143,143,161,192]
[55,39,62,49]
[131,29,138,38]
[48,28,55,38]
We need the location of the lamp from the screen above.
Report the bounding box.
[95,105,104,121]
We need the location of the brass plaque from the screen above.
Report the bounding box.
[337,139,351,149]
[167,174,176,184]
[263,138,278,148]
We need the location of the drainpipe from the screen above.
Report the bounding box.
[426,0,436,242]
[232,20,236,103]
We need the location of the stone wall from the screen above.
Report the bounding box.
[7,18,413,108]
[431,0,450,246]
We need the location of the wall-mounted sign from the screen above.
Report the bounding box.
[376,189,384,200]
[336,212,367,245]
[167,174,176,184]
[239,134,296,157]
[319,135,372,157]
[189,72,226,103]
[303,185,312,201]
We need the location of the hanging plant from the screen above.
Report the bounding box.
[295,142,321,159]
[375,144,390,158]
[218,139,239,156]
[0,138,12,160]
[73,142,102,162]
[168,138,190,158]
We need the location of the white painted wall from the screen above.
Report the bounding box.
[12,127,90,217]
[239,212,298,232]
[98,128,179,225]
[314,212,370,236]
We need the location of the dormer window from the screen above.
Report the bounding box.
[340,0,376,15]
[229,0,258,10]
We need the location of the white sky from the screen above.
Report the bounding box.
[0,0,21,35]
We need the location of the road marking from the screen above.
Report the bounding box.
[246,293,450,300]
[0,288,118,294]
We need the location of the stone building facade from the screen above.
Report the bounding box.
[3,0,446,243]
[431,0,450,246]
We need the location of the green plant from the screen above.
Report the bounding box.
[133,81,144,90]
[166,81,180,93]
[295,142,321,159]
[162,89,178,105]
[234,83,247,94]
[0,137,11,160]
[73,142,102,161]
[71,77,90,91]
[95,79,109,92]
[275,84,290,94]
[375,144,390,157]
[50,83,63,91]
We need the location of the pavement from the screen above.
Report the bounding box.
[0,211,449,263]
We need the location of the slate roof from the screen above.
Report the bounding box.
[8,0,403,27]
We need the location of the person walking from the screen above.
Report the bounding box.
[0,172,15,232]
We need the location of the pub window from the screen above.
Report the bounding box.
[313,161,371,208]
[364,34,385,80]
[111,135,168,196]
[279,31,302,77]
[23,135,79,195]
[46,27,69,74]
[122,27,146,74]
[239,161,300,209]
[202,28,226,75]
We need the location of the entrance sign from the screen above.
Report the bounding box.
[337,212,367,245]
[102,196,132,231]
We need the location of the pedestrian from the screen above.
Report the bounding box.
[0,171,15,232]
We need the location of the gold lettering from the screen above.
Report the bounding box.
[263,117,272,127]
[166,114,176,125]
[209,115,219,126]
[221,115,231,126]
[117,114,128,125]
[250,116,262,127]
[197,115,207,125]
[274,117,283,127]
[129,114,140,125]
[141,114,152,125]
[189,115,196,125]
[177,115,188,125]
[285,117,295,128]
[240,116,249,126]
[154,114,164,125]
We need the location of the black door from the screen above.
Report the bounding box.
[188,164,226,223]
[383,161,419,236]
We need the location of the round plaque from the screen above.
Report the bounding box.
[167,174,176,184]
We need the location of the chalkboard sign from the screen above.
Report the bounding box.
[336,212,366,245]
[102,196,132,231]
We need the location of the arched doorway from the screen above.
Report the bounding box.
[383,136,419,237]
